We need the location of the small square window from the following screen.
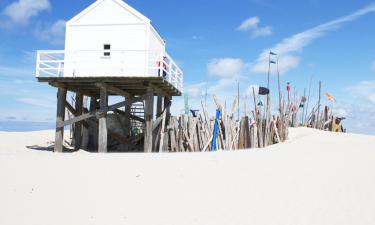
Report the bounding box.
[103,44,111,57]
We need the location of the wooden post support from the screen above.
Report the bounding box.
[164,96,172,123]
[124,97,132,137]
[98,86,108,153]
[74,92,83,150]
[54,86,67,153]
[156,96,163,117]
[144,88,154,152]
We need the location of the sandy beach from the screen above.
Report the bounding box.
[0,127,375,225]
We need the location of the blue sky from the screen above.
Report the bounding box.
[0,0,375,134]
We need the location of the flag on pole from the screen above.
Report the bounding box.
[270,60,276,64]
[286,82,291,93]
[325,92,336,102]
[270,51,277,55]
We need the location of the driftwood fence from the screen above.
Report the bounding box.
[155,92,289,152]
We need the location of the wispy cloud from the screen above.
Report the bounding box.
[0,65,33,77]
[238,16,272,38]
[348,80,375,105]
[34,20,66,45]
[251,3,375,74]
[207,58,245,78]
[1,0,51,26]
[192,35,204,40]
[17,97,55,109]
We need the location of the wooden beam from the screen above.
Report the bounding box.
[144,88,154,152]
[54,87,67,153]
[114,109,146,123]
[65,100,76,115]
[156,96,163,117]
[95,83,133,99]
[98,86,108,153]
[74,92,83,150]
[58,95,146,128]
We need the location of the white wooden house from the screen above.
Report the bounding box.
[36,0,183,153]
[36,0,183,92]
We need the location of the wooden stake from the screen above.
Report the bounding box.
[316,81,322,129]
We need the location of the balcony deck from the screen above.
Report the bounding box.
[37,76,182,96]
[36,50,183,96]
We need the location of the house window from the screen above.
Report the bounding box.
[103,44,111,57]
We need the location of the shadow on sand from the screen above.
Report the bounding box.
[26,141,75,153]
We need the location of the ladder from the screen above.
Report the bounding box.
[130,101,145,135]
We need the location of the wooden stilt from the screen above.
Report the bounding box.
[89,97,98,150]
[98,86,108,153]
[81,96,89,150]
[124,97,132,137]
[54,87,67,153]
[156,96,163,117]
[74,92,83,150]
[144,88,154,152]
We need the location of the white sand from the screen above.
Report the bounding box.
[0,128,375,225]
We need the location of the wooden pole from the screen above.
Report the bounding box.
[124,97,132,136]
[74,92,83,150]
[156,96,163,117]
[54,86,67,153]
[89,96,98,150]
[316,81,322,129]
[98,86,108,153]
[144,88,154,152]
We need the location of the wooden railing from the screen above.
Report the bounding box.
[36,50,183,93]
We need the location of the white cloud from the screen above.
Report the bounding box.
[2,0,51,25]
[207,58,245,78]
[192,35,203,40]
[186,82,206,98]
[34,20,66,45]
[251,55,300,74]
[251,3,375,74]
[238,17,260,31]
[368,93,375,104]
[0,65,33,77]
[238,16,272,38]
[17,97,55,109]
[252,26,272,38]
[245,85,259,97]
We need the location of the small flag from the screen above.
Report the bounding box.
[270,51,277,55]
[325,92,336,102]
[270,60,277,64]
[301,96,306,104]
[258,87,270,95]
[286,82,291,92]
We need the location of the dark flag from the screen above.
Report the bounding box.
[258,87,270,95]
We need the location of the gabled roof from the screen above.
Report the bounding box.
[67,0,151,25]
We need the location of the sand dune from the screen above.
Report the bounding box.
[0,128,375,225]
